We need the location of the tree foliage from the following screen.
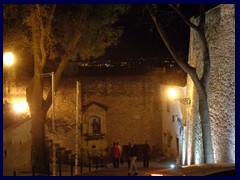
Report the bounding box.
[3,4,129,173]
[4,4,129,61]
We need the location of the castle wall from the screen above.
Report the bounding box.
[48,70,166,158]
[187,4,235,164]
[3,120,32,176]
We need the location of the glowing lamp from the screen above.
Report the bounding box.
[3,52,14,66]
[13,101,29,113]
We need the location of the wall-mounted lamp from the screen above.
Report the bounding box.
[178,98,191,105]
[168,88,191,105]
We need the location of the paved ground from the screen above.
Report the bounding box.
[78,160,174,176]
[15,159,174,176]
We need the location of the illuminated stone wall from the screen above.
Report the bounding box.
[47,70,166,158]
[3,120,32,176]
[186,4,235,164]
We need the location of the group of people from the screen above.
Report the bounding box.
[110,140,151,176]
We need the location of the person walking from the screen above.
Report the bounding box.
[116,142,124,166]
[110,142,116,168]
[143,140,151,168]
[127,140,138,176]
[112,142,121,168]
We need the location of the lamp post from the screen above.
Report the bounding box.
[75,81,79,175]
[38,72,56,176]
[75,81,83,175]
[3,52,15,102]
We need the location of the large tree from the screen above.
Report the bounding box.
[147,4,214,163]
[3,4,129,173]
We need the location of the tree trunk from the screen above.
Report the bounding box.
[31,101,48,174]
[26,7,49,173]
[147,4,214,164]
[26,5,87,173]
[27,75,48,174]
[198,91,214,163]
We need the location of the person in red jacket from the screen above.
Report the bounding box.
[112,142,121,168]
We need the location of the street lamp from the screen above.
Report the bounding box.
[38,72,56,176]
[3,52,14,66]
[168,87,191,105]
[13,100,29,113]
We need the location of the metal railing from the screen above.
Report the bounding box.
[13,155,106,176]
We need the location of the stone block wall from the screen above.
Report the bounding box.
[47,70,166,158]
[3,120,32,176]
[187,4,235,163]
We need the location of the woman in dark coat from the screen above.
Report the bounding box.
[127,141,138,176]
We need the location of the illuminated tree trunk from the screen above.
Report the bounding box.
[147,4,214,164]
[26,5,86,173]
[27,78,48,173]
[26,5,53,173]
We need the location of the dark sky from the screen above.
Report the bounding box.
[101,4,218,61]
[102,5,176,60]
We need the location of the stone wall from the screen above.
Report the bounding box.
[3,120,32,176]
[187,4,235,163]
[46,70,166,158]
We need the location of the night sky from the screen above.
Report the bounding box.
[101,4,218,62]
[102,5,179,60]
[101,5,189,61]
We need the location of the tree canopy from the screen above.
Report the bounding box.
[3,4,130,174]
[4,4,130,62]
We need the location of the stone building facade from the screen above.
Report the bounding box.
[3,120,32,176]
[47,70,166,158]
[4,68,181,175]
[185,4,235,164]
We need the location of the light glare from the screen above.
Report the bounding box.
[169,88,177,98]
[13,101,29,113]
[3,52,14,66]
[151,174,163,176]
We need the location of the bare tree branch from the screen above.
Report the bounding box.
[43,8,87,112]
[36,5,47,69]
[147,4,196,75]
